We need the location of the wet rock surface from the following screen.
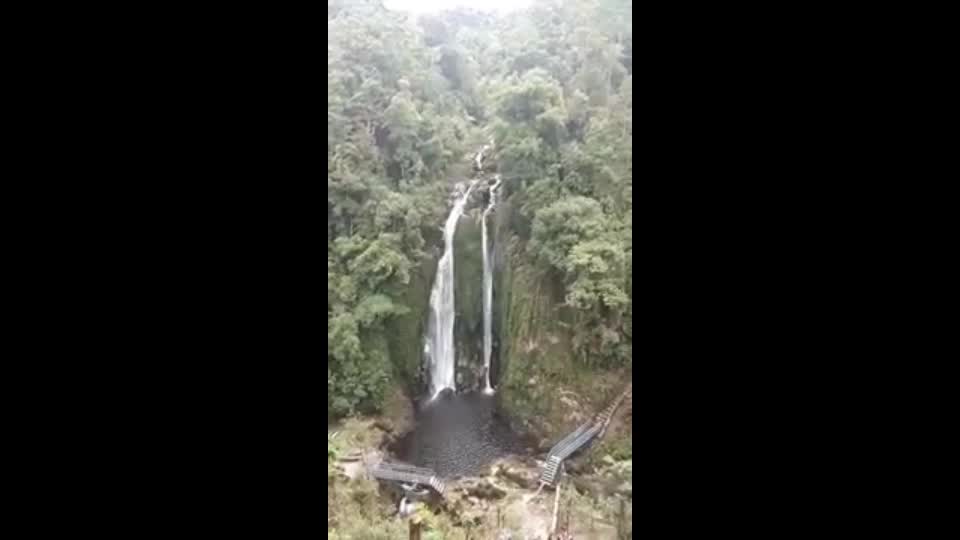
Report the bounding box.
[456,477,508,500]
[492,457,541,490]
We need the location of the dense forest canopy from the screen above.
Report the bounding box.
[328,0,632,418]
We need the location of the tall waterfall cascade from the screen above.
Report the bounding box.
[425,179,480,399]
[481,175,501,394]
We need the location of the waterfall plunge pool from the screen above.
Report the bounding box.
[388,390,532,478]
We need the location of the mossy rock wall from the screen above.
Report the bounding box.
[453,210,485,390]
[493,194,631,450]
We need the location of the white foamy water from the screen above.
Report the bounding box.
[481,175,501,394]
[426,179,479,398]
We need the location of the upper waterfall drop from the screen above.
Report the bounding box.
[481,174,502,395]
[425,178,480,399]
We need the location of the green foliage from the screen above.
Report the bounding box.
[530,196,606,271]
[327,437,339,465]
[327,0,487,419]
[327,3,632,537]
[328,0,633,418]
[526,195,629,366]
[327,311,384,416]
[483,1,632,367]
[327,474,407,540]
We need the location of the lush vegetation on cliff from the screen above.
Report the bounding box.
[327,0,632,418]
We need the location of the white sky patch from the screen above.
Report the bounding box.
[383,0,532,14]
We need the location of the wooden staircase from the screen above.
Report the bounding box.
[596,383,632,438]
[538,383,633,487]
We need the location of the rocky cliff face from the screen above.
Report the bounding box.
[453,208,485,391]
[492,194,632,455]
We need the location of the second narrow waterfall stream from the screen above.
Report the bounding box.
[481,175,501,394]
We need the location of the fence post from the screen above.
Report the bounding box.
[551,463,565,535]
[409,517,421,540]
[617,497,626,539]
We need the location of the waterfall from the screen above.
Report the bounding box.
[426,179,480,398]
[481,175,501,394]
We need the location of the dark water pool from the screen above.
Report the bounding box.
[390,390,527,477]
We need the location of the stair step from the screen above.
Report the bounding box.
[540,455,564,485]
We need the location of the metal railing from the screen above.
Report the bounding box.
[368,461,446,496]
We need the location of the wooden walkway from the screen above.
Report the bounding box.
[367,461,446,496]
